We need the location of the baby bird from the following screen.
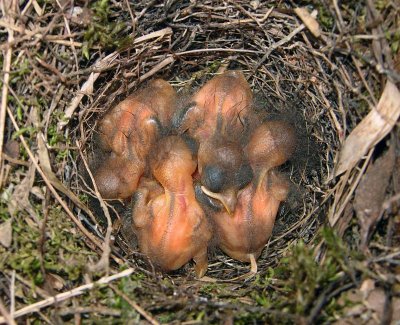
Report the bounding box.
[175,70,252,140]
[91,154,143,200]
[92,79,176,199]
[131,136,212,278]
[198,139,253,214]
[174,71,253,213]
[210,120,296,274]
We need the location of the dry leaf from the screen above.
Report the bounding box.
[250,0,260,10]
[32,0,43,16]
[394,49,400,73]
[37,133,97,222]
[336,203,354,237]
[393,135,400,193]
[4,139,19,159]
[360,278,375,299]
[8,164,37,219]
[354,143,395,248]
[364,289,385,319]
[335,284,387,325]
[57,52,118,130]
[0,219,12,248]
[335,81,400,176]
[294,7,321,38]
[46,273,65,290]
[30,186,45,200]
[392,297,400,323]
[62,71,99,122]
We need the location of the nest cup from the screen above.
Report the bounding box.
[80,7,339,279]
[3,1,399,323]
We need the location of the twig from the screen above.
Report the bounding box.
[128,55,175,89]
[307,281,354,324]
[255,21,305,68]
[332,0,345,32]
[10,272,50,299]
[35,57,66,83]
[228,1,269,30]
[77,140,112,274]
[252,10,318,72]
[382,193,400,210]
[0,19,83,49]
[0,0,15,163]
[139,55,175,82]
[7,85,99,225]
[133,27,172,44]
[176,48,262,56]
[0,269,136,323]
[2,153,30,167]
[58,51,119,130]
[38,188,54,296]
[10,271,15,318]
[58,306,121,317]
[0,298,16,325]
[329,149,374,226]
[59,27,173,130]
[110,284,160,325]
[370,250,400,263]
[124,0,136,35]
[55,0,79,69]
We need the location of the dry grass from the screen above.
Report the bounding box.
[1,0,399,324]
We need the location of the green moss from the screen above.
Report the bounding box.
[12,126,37,140]
[199,282,223,295]
[247,227,361,323]
[375,0,389,10]
[234,311,279,325]
[78,193,89,205]
[317,4,335,30]
[10,58,31,86]
[158,312,176,323]
[48,124,66,147]
[1,205,95,289]
[388,29,400,55]
[116,273,144,294]
[82,0,132,60]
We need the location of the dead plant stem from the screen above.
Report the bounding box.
[0,269,136,323]
[0,1,15,166]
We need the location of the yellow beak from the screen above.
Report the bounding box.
[200,186,237,215]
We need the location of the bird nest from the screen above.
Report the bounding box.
[1,1,399,324]
[80,11,328,277]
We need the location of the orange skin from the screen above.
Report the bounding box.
[92,153,145,200]
[246,120,296,172]
[132,136,212,278]
[210,120,296,264]
[175,71,253,212]
[212,169,289,262]
[93,79,176,199]
[136,176,163,201]
[177,70,252,140]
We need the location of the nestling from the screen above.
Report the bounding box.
[209,120,296,274]
[131,136,212,278]
[174,71,253,213]
[92,79,176,199]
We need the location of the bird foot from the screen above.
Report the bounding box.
[193,249,208,278]
[224,254,258,281]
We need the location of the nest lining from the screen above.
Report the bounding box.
[79,7,343,280]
